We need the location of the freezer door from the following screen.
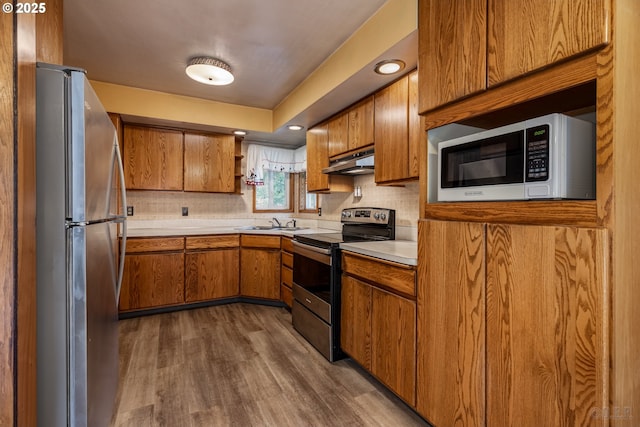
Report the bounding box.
[68,70,122,222]
[69,222,119,427]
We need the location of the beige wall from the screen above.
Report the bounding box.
[127,173,419,228]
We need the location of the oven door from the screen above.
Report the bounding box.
[292,241,332,323]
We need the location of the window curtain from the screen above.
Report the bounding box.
[246,144,306,185]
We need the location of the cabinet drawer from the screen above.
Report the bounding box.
[240,234,281,249]
[186,234,239,250]
[126,237,184,253]
[281,251,293,268]
[342,252,416,297]
[281,265,293,287]
[281,236,294,252]
[281,284,293,308]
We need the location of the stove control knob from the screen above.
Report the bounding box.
[380,213,387,221]
[374,212,380,220]
[342,211,352,218]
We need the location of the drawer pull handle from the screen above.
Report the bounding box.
[305,298,312,304]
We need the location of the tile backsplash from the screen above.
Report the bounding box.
[125,169,419,239]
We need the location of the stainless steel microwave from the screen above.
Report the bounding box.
[437,113,595,202]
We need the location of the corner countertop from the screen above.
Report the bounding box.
[340,240,418,266]
[124,219,339,238]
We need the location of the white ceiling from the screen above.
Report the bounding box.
[63,0,417,146]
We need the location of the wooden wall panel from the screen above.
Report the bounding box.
[36,0,63,64]
[17,11,38,427]
[609,0,640,423]
[0,8,16,426]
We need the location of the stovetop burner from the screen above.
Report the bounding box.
[294,207,395,249]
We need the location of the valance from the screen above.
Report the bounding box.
[246,144,306,185]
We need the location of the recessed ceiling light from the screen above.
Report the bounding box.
[374,59,406,75]
[287,125,303,131]
[186,57,234,86]
[233,130,247,136]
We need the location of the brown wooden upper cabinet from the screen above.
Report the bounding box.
[184,132,235,193]
[306,124,353,193]
[327,114,348,158]
[347,96,374,151]
[123,124,238,193]
[327,96,374,158]
[123,125,184,190]
[374,70,420,184]
[418,0,610,112]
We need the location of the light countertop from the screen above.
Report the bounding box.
[340,240,418,266]
[126,225,336,238]
[124,219,338,238]
[124,219,418,266]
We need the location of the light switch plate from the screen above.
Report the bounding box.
[182,207,188,216]
[126,206,134,216]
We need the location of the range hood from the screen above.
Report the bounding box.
[322,148,374,175]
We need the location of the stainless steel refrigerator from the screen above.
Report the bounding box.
[36,63,127,427]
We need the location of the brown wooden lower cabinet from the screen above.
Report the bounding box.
[280,237,294,307]
[340,275,372,370]
[240,235,281,300]
[341,252,417,406]
[185,249,239,302]
[417,219,608,427]
[120,251,185,311]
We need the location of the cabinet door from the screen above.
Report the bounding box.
[416,220,485,427]
[348,96,374,151]
[407,70,421,179]
[184,133,235,193]
[340,275,372,370]
[327,114,348,158]
[488,0,610,86]
[306,125,330,192]
[374,76,409,184]
[418,0,487,112]
[240,248,280,299]
[123,125,183,190]
[486,224,607,426]
[371,287,416,406]
[185,248,239,302]
[120,252,184,310]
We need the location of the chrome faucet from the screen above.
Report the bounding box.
[285,219,297,228]
[271,217,282,228]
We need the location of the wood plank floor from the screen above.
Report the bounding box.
[110,303,430,427]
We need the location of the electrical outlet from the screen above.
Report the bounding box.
[318,207,322,216]
[182,207,188,216]
[126,206,134,216]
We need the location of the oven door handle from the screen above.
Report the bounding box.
[293,240,332,265]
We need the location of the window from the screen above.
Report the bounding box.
[298,172,318,213]
[253,170,293,212]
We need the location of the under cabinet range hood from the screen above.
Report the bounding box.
[322,148,374,175]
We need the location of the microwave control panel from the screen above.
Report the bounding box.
[525,124,550,182]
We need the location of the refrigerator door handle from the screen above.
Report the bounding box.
[114,135,127,303]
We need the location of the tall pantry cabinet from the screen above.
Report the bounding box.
[416,0,640,426]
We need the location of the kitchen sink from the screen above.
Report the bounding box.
[235,225,308,231]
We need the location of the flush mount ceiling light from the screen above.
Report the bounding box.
[374,59,406,75]
[287,125,304,131]
[186,57,234,86]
